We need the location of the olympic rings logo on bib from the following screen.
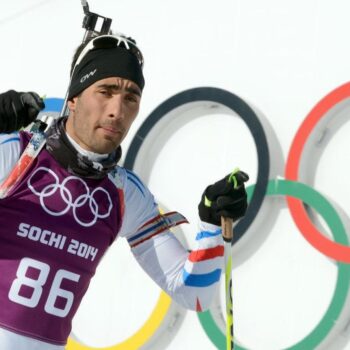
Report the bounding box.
[28,166,113,227]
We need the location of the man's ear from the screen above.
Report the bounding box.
[67,97,77,112]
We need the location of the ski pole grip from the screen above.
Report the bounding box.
[221,217,233,242]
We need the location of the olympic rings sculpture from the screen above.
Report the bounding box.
[42,81,350,349]
[285,82,350,263]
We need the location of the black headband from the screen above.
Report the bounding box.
[68,46,145,100]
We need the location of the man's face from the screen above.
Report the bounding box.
[66,77,141,154]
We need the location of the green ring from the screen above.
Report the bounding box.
[198,179,350,349]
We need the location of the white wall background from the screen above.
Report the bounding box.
[1,1,350,349]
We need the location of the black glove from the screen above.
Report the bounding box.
[198,170,249,226]
[0,90,45,132]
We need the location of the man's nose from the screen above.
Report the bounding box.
[108,95,124,118]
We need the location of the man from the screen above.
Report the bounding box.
[0,34,248,349]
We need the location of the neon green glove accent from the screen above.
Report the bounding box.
[228,167,240,189]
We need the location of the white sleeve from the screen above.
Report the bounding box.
[117,168,160,238]
[0,133,21,184]
[131,222,224,311]
[117,167,224,311]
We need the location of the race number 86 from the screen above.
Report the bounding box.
[9,257,80,318]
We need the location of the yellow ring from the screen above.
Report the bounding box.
[66,291,171,350]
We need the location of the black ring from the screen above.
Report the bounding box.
[124,87,269,244]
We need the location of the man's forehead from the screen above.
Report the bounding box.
[94,77,141,95]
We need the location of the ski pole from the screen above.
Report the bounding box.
[0,0,112,199]
[221,169,241,350]
[222,216,234,350]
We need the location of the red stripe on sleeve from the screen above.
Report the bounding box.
[188,246,224,262]
[196,298,203,312]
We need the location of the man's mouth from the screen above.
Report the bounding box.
[100,126,123,135]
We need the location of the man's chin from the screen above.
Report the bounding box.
[96,137,121,154]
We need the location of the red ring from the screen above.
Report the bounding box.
[285,81,350,262]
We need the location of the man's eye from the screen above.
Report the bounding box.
[126,95,138,103]
[100,90,110,95]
